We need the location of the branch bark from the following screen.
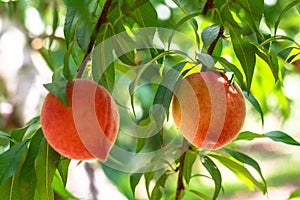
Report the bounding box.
[202,0,214,15]
[76,0,113,78]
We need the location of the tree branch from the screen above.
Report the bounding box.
[202,0,214,15]
[76,0,113,78]
[207,25,224,55]
[175,138,190,200]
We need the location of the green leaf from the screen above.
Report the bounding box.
[150,172,169,200]
[202,24,220,46]
[252,44,279,81]
[234,131,264,141]
[128,1,157,27]
[130,173,143,197]
[243,91,264,127]
[57,158,71,187]
[92,24,115,91]
[200,155,222,200]
[168,11,202,48]
[236,0,264,41]
[19,129,44,200]
[274,0,300,35]
[183,150,197,184]
[278,47,294,61]
[64,3,78,47]
[214,1,240,28]
[235,131,300,146]
[35,139,60,200]
[0,130,11,140]
[265,131,300,146]
[229,25,256,91]
[197,53,215,68]
[210,154,265,192]
[222,148,267,193]
[52,173,77,199]
[153,62,187,119]
[10,126,29,145]
[214,56,244,86]
[144,171,155,198]
[288,189,300,200]
[0,175,21,200]
[44,69,69,107]
[0,140,29,184]
[187,189,212,200]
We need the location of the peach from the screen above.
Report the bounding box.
[40,79,119,161]
[172,71,246,149]
[292,59,300,73]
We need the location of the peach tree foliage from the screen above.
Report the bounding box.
[0,0,300,199]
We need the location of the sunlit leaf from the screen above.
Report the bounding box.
[229,25,256,91]
[130,173,143,196]
[222,148,267,193]
[188,189,212,200]
[150,172,169,200]
[288,189,300,200]
[234,131,264,141]
[200,155,222,200]
[214,56,244,87]
[210,154,265,192]
[274,0,300,35]
[57,158,71,187]
[0,140,29,184]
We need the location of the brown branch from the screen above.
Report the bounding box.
[207,25,224,55]
[202,0,214,15]
[175,138,190,200]
[76,0,113,78]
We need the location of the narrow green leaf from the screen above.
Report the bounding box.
[243,91,264,127]
[35,139,60,200]
[168,11,202,48]
[234,131,264,141]
[188,189,212,200]
[129,1,157,27]
[274,0,300,35]
[288,189,300,200]
[265,131,300,146]
[210,154,265,192]
[64,4,78,47]
[183,150,197,184]
[214,1,241,28]
[52,173,77,199]
[92,24,115,91]
[130,173,143,196]
[19,129,44,200]
[200,155,222,200]
[57,158,71,187]
[202,24,220,46]
[278,47,294,61]
[144,171,155,198]
[10,126,29,145]
[153,62,187,119]
[214,56,244,86]
[0,140,29,185]
[136,137,146,153]
[229,25,256,91]
[222,148,267,193]
[150,172,169,200]
[253,45,279,81]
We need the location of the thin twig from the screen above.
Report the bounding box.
[76,0,113,78]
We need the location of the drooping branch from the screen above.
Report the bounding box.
[76,0,113,78]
